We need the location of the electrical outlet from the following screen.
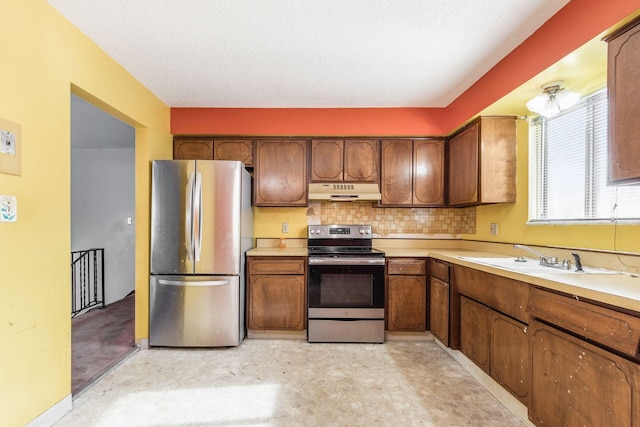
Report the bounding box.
[489,223,498,235]
[282,222,289,233]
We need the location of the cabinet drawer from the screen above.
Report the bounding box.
[248,257,306,275]
[527,287,640,359]
[387,258,427,275]
[454,265,530,324]
[430,259,449,282]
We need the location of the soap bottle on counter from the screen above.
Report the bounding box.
[278,236,287,248]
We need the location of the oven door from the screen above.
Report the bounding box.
[307,257,385,315]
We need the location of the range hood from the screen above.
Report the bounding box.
[308,183,382,201]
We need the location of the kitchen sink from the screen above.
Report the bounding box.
[458,257,621,276]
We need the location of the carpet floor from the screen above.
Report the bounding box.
[72,293,136,395]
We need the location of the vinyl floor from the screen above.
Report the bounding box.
[58,337,526,426]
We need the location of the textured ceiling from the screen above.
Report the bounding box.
[48,0,571,108]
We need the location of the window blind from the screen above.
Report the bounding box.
[528,89,640,222]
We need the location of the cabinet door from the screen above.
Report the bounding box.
[529,319,640,426]
[479,118,516,203]
[248,275,305,330]
[448,123,479,206]
[344,139,379,182]
[380,139,413,205]
[213,139,253,166]
[173,138,214,160]
[607,19,640,184]
[490,313,529,405]
[387,275,426,332]
[460,296,491,373]
[413,139,446,206]
[254,140,308,206]
[310,139,343,181]
[429,277,449,346]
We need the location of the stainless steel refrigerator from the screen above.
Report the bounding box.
[149,160,253,347]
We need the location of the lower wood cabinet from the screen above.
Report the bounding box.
[247,257,306,331]
[529,318,640,426]
[386,258,427,332]
[429,259,451,346]
[460,296,492,372]
[460,295,530,405]
[429,276,449,345]
[490,312,529,405]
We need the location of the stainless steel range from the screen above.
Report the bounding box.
[307,224,385,343]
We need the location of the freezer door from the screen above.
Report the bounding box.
[150,160,196,274]
[195,161,242,275]
[149,275,242,347]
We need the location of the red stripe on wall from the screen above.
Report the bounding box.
[171,107,447,136]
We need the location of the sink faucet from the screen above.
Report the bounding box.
[513,244,571,270]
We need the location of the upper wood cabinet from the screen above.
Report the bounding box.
[174,138,253,165]
[310,139,379,182]
[213,139,253,166]
[381,139,446,206]
[173,138,214,160]
[448,117,516,206]
[254,139,308,206]
[605,17,640,184]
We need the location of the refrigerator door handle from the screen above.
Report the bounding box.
[185,171,196,262]
[157,279,230,287]
[194,171,203,262]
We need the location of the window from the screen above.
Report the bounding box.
[528,89,640,222]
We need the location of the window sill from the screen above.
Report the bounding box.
[526,219,640,226]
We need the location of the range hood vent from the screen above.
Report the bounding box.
[308,183,382,201]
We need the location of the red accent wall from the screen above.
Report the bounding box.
[171,0,640,136]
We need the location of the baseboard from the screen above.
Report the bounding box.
[385,331,434,342]
[247,329,307,340]
[26,394,72,427]
[435,340,534,427]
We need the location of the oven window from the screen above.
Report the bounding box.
[320,274,373,306]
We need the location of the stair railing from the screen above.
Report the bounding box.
[71,248,105,317]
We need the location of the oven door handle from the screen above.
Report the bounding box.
[308,257,386,266]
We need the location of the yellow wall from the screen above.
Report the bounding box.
[253,207,310,238]
[0,1,171,425]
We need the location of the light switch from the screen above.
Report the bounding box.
[282,222,289,233]
[0,195,17,222]
[127,216,132,225]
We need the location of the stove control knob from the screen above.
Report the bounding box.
[359,229,365,234]
[365,229,370,234]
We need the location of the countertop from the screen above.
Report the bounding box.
[428,249,640,313]
[246,247,309,257]
[246,246,640,312]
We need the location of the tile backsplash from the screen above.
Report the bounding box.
[314,202,476,237]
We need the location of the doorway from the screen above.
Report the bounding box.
[70,94,136,394]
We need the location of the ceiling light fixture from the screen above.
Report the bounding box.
[525,81,580,118]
